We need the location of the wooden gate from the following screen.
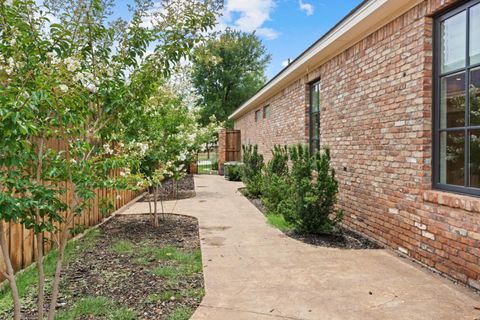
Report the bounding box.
[218,129,241,174]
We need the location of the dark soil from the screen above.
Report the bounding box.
[141,174,196,201]
[239,188,382,250]
[23,214,204,320]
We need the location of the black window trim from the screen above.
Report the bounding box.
[433,0,480,197]
[309,79,321,154]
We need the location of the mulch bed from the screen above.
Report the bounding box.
[140,174,196,201]
[23,214,204,319]
[239,188,381,250]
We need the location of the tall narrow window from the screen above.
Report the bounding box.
[255,109,261,122]
[309,81,320,153]
[434,0,480,196]
[263,105,270,119]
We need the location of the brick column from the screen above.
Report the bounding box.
[218,129,227,175]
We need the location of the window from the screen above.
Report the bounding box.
[255,109,261,122]
[434,0,480,196]
[309,81,321,153]
[263,105,270,119]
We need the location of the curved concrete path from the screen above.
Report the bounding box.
[123,175,479,320]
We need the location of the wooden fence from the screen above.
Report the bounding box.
[0,139,142,278]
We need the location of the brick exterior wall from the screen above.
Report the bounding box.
[234,0,480,290]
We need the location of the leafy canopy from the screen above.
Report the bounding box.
[191,28,271,127]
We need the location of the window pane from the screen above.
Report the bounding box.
[470,67,480,125]
[263,106,270,119]
[471,4,480,65]
[440,131,465,186]
[311,113,320,139]
[310,139,319,154]
[440,72,465,128]
[311,82,320,113]
[470,129,480,188]
[255,110,261,122]
[441,11,466,73]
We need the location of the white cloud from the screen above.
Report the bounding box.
[299,0,314,16]
[220,0,279,40]
[256,27,279,40]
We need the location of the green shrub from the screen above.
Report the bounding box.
[226,163,242,181]
[266,145,289,176]
[281,145,343,235]
[211,159,219,171]
[261,146,290,214]
[241,145,264,197]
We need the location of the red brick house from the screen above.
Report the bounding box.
[230,0,480,290]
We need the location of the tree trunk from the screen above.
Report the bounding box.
[148,190,152,215]
[148,188,153,224]
[153,187,158,227]
[160,192,165,220]
[0,222,21,320]
[35,232,45,320]
[46,229,68,320]
[34,136,46,320]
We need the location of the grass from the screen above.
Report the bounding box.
[197,152,217,162]
[145,287,204,305]
[167,306,193,320]
[0,228,205,319]
[266,213,294,232]
[152,247,203,286]
[55,296,137,320]
[0,229,101,318]
[111,240,137,255]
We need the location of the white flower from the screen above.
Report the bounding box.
[47,52,60,65]
[85,83,98,93]
[137,142,149,156]
[9,38,16,46]
[70,159,77,164]
[64,57,81,72]
[58,84,68,93]
[103,143,113,155]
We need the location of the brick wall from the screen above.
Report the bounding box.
[234,0,480,290]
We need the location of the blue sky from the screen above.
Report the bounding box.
[113,0,363,80]
[252,0,364,79]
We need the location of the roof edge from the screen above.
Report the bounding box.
[229,0,422,120]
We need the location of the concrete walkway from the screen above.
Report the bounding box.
[123,175,479,320]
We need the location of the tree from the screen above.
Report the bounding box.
[0,0,221,319]
[191,28,271,126]
[120,81,222,227]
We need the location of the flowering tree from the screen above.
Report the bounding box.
[120,80,222,226]
[0,0,221,319]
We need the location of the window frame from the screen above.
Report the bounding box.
[263,105,270,119]
[255,109,261,122]
[309,80,321,154]
[433,0,480,196]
